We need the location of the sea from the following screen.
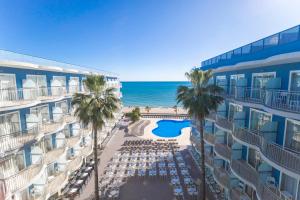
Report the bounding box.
[121,81,190,107]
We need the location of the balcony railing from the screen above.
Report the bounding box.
[213,167,230,188]
[231,159,282,200]
[38,120,64,135]
[233,127,300,174]
[67,156,83,173]
[203,132,216,145]
[66,135,81,147]
[230,188,251,200]
[47,172,68,197]
[63,114,76,124]
[1,159,44,194]
[215,115,233,130]
[0,127,38,155]
[44,147,66,164]
[0,86,68,108]
[214,143,231,161]
[204,153,214,168]
[81,145,93,157]
[227,87,300,114]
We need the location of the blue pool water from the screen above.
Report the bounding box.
[152,120,190,138]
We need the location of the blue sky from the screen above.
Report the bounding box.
[1,0,300,81]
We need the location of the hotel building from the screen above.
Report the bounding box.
[191,25,300,200]
[0,50,122,200]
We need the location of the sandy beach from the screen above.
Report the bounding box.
[122,106,187,115]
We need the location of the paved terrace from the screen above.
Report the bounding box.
[73,124,203,200]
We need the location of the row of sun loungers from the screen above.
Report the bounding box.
[61,159,95,199]
[189,146,225,200]
[99,139,199,200]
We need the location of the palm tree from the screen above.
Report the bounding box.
[173,105,178,115]
[72,75,120,200]
[145,106,151,113]
[176,68,223,200]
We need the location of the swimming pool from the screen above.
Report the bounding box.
[152,119,190,138]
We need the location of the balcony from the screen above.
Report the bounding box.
[47,172,68,197]
[67,156,83,173]
[1,160,44,194]
[213,167,230,189]
[39,120,64,135]
[203,132,215,145]
[206,112,216,121]
[63,114,77,124]
[230,188,251,200]
[0,127,38,155]
[66,135,81,147]
[44,147,66,164]
[204,153,214,168]
[0,87,68,109]
[81,145,93,157]
[215,115,233,130]
[231,159,282,200]
[228,87,300,114]
[233,127,300,174]
[214,143,231,161]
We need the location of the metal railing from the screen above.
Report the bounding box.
[215,115,233,130]
[1,159,44,193]
[227,87,300,113]
[47,172,68,197]
[213,167,230,188]
[67,156,83,173]
[214,143,231,161]
[66,135,81,147]
[0,126,38,155]
[203,132,216,145]
[204,153,214,167]
[233,127,300,174]
[44,147,66,164]
[231,159,282,200]
[0,86,68,107]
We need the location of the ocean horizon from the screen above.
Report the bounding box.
[121,81,190,107]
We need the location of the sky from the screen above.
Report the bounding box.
[0,0,300,81]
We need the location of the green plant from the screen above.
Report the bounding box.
[176,68,223,200]
[126,107,141,122]
[71,75,120,200]
[145,106,151,113]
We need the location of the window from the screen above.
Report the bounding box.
[0,112,21,136]
[0,73,17,102]
[252,72,275,100]
[230,74,245,96]
[228,103,243,121]
[285,119,300,153]
[289,71,300,91]
[30,105,50,123]
[26,75,48,96]
[249,109,271,131]
[55,100,69,114]
[216,76,227,92]
[69,77,80,94]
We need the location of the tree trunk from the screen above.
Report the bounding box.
[93,127,100,200]
[199,119,206,200]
